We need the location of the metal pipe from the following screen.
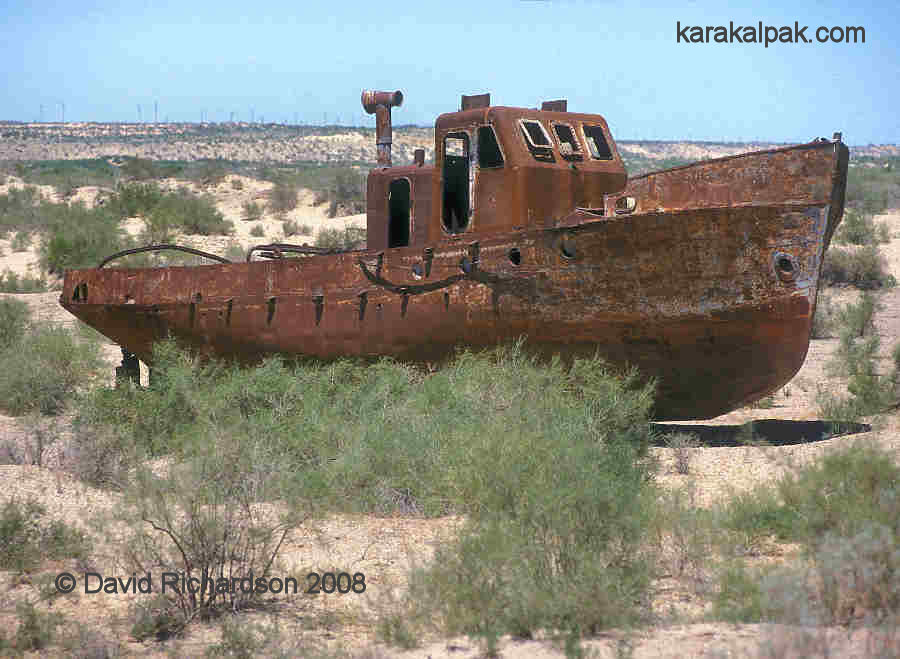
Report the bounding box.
[361,89,403,166]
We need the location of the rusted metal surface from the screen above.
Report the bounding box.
[461,93,491,110]
[60,90,848,420]
[361,89,403,166]
[541,100,568,112]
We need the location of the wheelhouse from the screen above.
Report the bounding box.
[364,92,628,251]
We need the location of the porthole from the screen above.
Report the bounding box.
[773,252,797,282]
[560,235,577,260]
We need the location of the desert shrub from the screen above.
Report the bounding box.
[811,293,835,338]
[40,203,128,274]
[330,168,365,216]
[119,157,180,181]
[315,226,366,250]
[230,177,244,190]
[282,219,300,237]
[834,209,891,246]
[191,159,229,187]
[117,425,307,626]
[152,190,232,236]
[224,240,245,262]
[716,445,900,625]
[818,293,897,420]
[821,246,895,289]
[14,601,63,652]
[836,291,881,339]
[241,200,263,221]
[0,185,51,233]
[58,623,125,659]
[11,230,31,251]
[647,487,717,584]
[380,351,659,643]
[0,321,105,415]
[725,445,900,546]
[0,497,90,572]
[0,297,30,349]
[108,181,162,219]
[664,432,701,475]
[10,158,118,191]
[268,180,298,214]
[74,340,202,458]
[249,223,265,238]
[846,161,899,216]
[204,617,286,658]
[76,340,662,640]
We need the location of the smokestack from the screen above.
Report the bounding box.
[361,89,403,166]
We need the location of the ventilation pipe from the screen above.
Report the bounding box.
[361,90,404,166]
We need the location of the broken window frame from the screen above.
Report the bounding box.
[551,122,583,161]
[518,118,552,149]
[477,124,505,169]
[441,131,472,234]
[518,118,555,163]
[581,123,614,160]
[387,177,412,248]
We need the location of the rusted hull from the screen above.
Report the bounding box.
[60,140,847,420]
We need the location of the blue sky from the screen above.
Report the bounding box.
[1,0,897,144]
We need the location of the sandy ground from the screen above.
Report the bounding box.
[1,192,899,657]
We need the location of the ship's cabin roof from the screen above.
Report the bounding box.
[434,103,624,175]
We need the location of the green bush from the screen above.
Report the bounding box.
[268,180,298,214]
[811,293,835,339]
[282,219,301,237]
[0,269,48,293]
[818,293,897,420]
[108,181,163,219]
[75,338,662,641]
[0,185,52,233]
[846,161,899,216]
[315,226,366,250]
[9,158,118,191]
[834,209,891,246]
[725,446,900,546]
[835,291,881,339]
[249,223,265,238]
[119,157,180,181]
[11,230,31,251]
[190,159,229,187]
[14,601,63,652]
[241,200,263,221]
[151,190,232,236]
[716,446,900,625]
[40,203,129,274]
[0,322,105,415]
[821,246,896,289]
[0,497,91,572]
[378,350,659,642]
[0,297,30,349]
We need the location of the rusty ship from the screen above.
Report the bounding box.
[60,89,849,420]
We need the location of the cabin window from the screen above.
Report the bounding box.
[552,123,582,160]
[520,119,551,148]
[477,125,504,168]
[388,178,411,247]
[442,132,470,233]
[583,124,613,160]
[519,119,554,163]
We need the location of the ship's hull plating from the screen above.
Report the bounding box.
[60,140,848,420]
